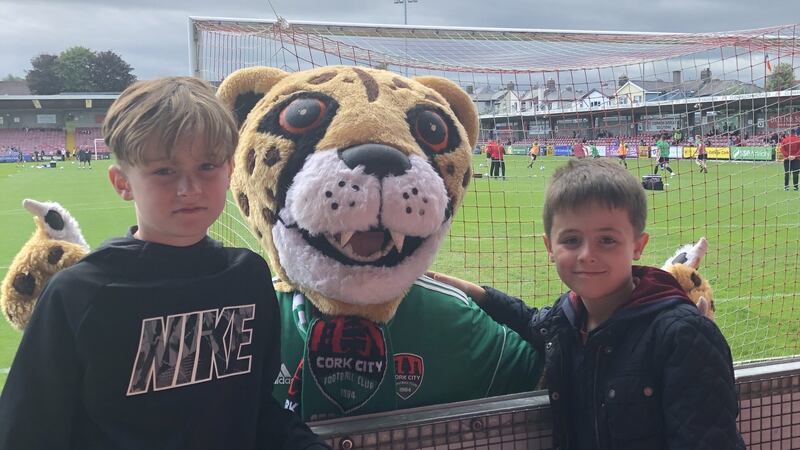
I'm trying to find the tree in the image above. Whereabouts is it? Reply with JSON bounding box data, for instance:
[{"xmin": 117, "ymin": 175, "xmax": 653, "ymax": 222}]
[
  {"xmin": 767, "ymin": 62, "xmax": 796, "ymax": 91},
  {"xmin": 24, "ymin": 47, "xmax": 137, "ymax": 94},
  {"xmin": 3, "ymin": 74, "xmax": 24, "ymax": 81},
  {"xmin": 57, "ymin": 46, "xmax": 96, "ymax": 92},
  {"xmin": 26, "ymin": 54, "xmax": 63, "ymax": 94},
  {"xmin": 91, "ymin": 50, "xmax": 136, "ymax": 92}
]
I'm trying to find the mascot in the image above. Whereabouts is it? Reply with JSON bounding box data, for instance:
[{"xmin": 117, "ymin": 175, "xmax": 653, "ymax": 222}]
[{"xmin": 214, "ymin": 66, "xmax": 542, "ymax": 421}]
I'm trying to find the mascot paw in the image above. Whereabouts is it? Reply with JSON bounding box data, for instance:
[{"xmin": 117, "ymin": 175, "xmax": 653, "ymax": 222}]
[
  {"xmin": 661, "ymin": 237, "xmax": 715, "ymax": 320},
  {"xmin": 0, "ymin": 199, "xmax": 89, "ymax": 330}
]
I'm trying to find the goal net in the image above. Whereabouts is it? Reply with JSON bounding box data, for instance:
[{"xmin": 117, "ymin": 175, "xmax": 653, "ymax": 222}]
[
  {"xmin": 92, "ymin": 138, "xmax": 108, "ymax": 159},
  {"xmin": 190, "ymin": 17, "xmax": 800, "ymax": 362}
]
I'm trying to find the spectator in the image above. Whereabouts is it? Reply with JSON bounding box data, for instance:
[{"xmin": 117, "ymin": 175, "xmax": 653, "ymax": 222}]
[
  {"xmin": 572, "ymin": 139, "xmax": 587, "ymax": 159},
  {"xmin": 83, "ymin": 147, "xmax": 92, "ymax": 169},
  {"xmin": 780, "ymin": 129, "xmax": 800, "ymax": 191},
  {"xmin": 486, "ymin": 139, "xmax": 504, "ymax": 179},
  {"xmin": 672, "ymin": 128, "xmax": 682, "ymax": 145}
]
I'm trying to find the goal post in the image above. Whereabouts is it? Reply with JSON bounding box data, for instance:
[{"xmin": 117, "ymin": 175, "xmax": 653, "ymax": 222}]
[
  {"xmin": 92, "ymin": 138, "xmax": 107, "ymax": 160},
  {"xmin": 190, "ymin": 17, "xmax": 800, "ymax": 363}
]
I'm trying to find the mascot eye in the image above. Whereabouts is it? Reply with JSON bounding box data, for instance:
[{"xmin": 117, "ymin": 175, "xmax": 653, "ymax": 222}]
[
  {"xmin": 279, "ymin": 98, "xmax": 328, "ymax": 134},
  {"xmin": 413, "ymin": 110, "xmax": 449, "ymax": 153}
]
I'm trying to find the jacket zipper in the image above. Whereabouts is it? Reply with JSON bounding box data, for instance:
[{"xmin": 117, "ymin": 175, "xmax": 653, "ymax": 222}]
[
  {"xmin": 593, "ymin": 341, "xmax": 602, "ymax": 449},
  {"xmin": 559, "ymin": 330, "xmax": 570, "ymax": 449}
]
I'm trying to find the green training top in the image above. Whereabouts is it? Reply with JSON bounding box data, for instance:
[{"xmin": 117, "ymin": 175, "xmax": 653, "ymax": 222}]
[
  {"xmin": 273, "ymin": 276, "xmax": 543, "ymax": 421},
  {"xmin": 657, "ymin": 139, "xmax": 671, "ymax": 157}
]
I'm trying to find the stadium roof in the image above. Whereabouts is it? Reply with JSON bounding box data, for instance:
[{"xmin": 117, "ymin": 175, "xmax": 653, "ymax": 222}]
[
  {"xmin": 0, "ymin": 81, "xmax": 30, "ymax": 95},
  {"xmin": 0, "ymin": 94, "xmax": 119, "ymax": 111}
]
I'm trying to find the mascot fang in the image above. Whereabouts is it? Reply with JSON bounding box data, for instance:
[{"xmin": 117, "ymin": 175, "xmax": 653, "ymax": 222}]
[{"xmin": 217, "ymin": 66, "xmax": 543, "ymax": 420}]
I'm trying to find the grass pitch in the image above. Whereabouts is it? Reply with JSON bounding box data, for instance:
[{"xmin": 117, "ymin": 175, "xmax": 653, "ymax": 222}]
[{"xmin": 0, "ymin": 154, "xmax": 798, "ymax": 391}]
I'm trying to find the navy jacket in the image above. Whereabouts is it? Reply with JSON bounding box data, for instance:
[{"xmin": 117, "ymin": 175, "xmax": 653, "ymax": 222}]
[{"xmin": 482, "ymin": 266, "xmax": 745, "ymax": 450}]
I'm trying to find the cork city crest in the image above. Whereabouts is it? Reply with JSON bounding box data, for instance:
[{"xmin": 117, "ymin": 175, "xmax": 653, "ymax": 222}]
[
  {"xmin": 307, "ymin": 316, "xmax": 388, "ymax": 413},
  {"xmin": 394, "ymin": 353, "xmax": 424, "ymax": 400}
]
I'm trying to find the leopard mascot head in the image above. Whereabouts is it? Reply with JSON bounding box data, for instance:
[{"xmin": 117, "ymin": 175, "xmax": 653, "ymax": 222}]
[
  {"xmin": 217, "ymin": 66, "xmax": 478, "ymax": 323},
  {"xmin": 661, "ymin": 237, "xmax": 715, "ymax": 320}
]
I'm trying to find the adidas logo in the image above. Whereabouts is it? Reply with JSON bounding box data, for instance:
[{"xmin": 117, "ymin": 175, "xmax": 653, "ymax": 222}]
[{"xmin": 274, "ymin": 363, "xmax": 292, "ymax": 385}]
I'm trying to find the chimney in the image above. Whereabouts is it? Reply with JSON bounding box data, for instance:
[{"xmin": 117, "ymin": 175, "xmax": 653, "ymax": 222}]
[
  {"xmin": 506, "ymin": 81, "xmax": 515, "ymax": 91},
  {"xmin": 701, "ymin": 68, "xmax": 711, "ymax": 81},
  {"xmin": 546, "ymin": 78, "xmax": 556, "ymax": 90},
  {"xmin": 465, "ymin": 85, "xmax": 474, "ymax": 94},
  {"xmin": 673, "ymin": 70, "xmax": 681, "ymax": 85},
  {"xmin": 618, "ymin": 74, "xmax": 629, "ymax": 88}
]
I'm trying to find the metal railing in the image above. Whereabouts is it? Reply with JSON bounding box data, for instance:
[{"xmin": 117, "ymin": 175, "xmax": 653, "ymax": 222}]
[{"xmin": 310, "ymin": 357, "xmax": 800, "ymax": 449}]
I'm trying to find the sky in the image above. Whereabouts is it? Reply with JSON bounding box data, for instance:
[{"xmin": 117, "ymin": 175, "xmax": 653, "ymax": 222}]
[{"xmin": 1, "ymin": 0, "xmax": 797, "ymax": 81}]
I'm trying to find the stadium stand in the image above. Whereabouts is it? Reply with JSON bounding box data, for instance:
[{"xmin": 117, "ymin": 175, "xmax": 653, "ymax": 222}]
[{"xmin": 0, "ymin": 129, "xmax": 65, "ymax": 155}]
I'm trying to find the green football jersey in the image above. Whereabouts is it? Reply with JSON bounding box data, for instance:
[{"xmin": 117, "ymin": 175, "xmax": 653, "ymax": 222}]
[
  {"xmin": 273, "ymin": 276, "xmax": 543, "ymax": 421},
  {"xmin": 657, "ymin": 139, "xmax": 671, "ymax": 157}
]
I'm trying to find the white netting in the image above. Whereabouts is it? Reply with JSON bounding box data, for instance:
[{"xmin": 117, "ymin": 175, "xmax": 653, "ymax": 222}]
[{"xmin": 192, "ymin": 17, "xmax": 800, "ymax": 362}]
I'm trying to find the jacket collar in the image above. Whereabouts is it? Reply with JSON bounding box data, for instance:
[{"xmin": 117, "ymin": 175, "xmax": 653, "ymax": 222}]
[{"xmin": 559, "ymin": 266, "xmax": 694, "ymax": 332}]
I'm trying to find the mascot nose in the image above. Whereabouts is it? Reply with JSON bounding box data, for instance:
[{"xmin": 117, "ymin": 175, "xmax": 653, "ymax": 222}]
[{"xmin": 340, "ymin": 144, "xmax": 411, "ymax": 179}]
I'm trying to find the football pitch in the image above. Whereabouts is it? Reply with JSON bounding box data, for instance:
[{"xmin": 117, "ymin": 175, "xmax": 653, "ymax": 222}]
[{"xmin": 0, "ymin": 155, "xmax": 798, "ymax": 390}]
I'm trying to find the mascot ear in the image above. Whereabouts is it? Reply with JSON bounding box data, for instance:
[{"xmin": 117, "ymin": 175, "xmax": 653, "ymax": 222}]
[
  {"xmin": 662, "ymin": 236, "xmax": 708, "ymax": 270},
  {"xmin": 217, "ymin": 67, "xmax": 290, "ymax": 128},
  {"xmin": 413, "ymin": 76, "xmax": 479, "ymax": 149}
]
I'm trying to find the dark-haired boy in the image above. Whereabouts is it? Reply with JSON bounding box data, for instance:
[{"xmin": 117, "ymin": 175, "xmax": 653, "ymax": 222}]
[{"xmin": 433, "ymin": 159, "xmax": 744, "ymax": 449}]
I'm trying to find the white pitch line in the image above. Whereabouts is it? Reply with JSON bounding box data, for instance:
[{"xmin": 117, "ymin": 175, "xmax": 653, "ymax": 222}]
[
  {"xmin": 715, "ymin": 292, "xmax": 799, "ymax": 303},
  {"xmin": 0, "ymin": 368, "xmax": 9, "ymax": 375}
]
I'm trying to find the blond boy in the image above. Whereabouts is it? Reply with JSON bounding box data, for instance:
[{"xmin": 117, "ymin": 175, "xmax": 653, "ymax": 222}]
[{"xmin": 0, "ymin": 77, "xmax": 328, "ymax": 450}]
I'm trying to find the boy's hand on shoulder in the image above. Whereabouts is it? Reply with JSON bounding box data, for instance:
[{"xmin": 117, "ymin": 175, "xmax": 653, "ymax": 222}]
[{"xmin": 426, "ymin": 271, "xmax": 487, "ymax": 303}]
